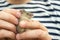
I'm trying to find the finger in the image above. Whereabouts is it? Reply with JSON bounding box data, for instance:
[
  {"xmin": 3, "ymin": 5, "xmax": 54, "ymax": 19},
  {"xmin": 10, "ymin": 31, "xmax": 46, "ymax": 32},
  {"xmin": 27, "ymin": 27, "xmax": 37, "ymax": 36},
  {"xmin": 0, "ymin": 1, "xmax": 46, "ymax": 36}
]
[
  {"xmin": 0, "ymin": 39, "xmax": 5, "ymax": 40},
  {"xmin": 19, "ymin": 20, "xmax": 48, "ymax": 32},
  {"xmin": 0, "ymin": 29, "xmax": 15, "ymax": 39},
  {"xmin": 3, "ymin": 8, "xmax": 21, "ymax": 18},
  {"xmin": 0, "ymin": 11, "xmax": 18, "ymax": 25},
  {"xmin": 17, "ymin": 38, "xmax": 39, "ymax": 40},
  {"xmin": 0, "ymin": 38, "xmax": 14, "ymax": 40},
  {"xmin": 16, "ymin": 29, "xmax": 51, "ymax": 40},
  {"xmin": 0, "ymin": 20, "xmax": 16, "ymax": 33}
]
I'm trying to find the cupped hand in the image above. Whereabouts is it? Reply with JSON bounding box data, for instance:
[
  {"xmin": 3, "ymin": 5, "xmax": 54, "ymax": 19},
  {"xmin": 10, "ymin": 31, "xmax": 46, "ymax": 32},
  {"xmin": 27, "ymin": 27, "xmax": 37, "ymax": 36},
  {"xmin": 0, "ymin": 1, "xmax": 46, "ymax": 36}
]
[
  {"xmin": 0, "ymin": 8, "xmax": 52, "ymax": 40},
  {"xmin": 0, "ymin": 8, "xmax": 21, "ymax": 40},
  {"xmin": 16, "ymin": 20, "xmax": 52, "ymax": 40}
]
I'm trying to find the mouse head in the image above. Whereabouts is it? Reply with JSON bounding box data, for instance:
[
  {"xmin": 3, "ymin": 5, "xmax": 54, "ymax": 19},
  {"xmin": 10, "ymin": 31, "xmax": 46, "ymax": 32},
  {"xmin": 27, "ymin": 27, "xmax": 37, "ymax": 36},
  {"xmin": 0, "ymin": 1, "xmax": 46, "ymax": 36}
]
[{"xmin": 20, "ymin": 10, "xmax": 33, "ymax": 19}]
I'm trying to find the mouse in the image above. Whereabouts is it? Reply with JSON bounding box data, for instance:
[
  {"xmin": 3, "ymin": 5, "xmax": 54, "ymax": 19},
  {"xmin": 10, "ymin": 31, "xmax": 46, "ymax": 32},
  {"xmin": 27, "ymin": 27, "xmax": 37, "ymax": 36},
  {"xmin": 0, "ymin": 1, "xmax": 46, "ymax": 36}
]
[{"xmin": 16, "ymin": 10, "xmax": 33, "ymax": 33}]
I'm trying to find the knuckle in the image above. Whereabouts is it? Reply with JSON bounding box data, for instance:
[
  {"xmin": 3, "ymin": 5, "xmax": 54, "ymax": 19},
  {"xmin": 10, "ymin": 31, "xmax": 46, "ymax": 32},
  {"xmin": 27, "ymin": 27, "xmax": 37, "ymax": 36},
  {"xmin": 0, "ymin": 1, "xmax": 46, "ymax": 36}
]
[{"xmin": 0, "ymin": 29, "xmax": 15, "ymax": 39}]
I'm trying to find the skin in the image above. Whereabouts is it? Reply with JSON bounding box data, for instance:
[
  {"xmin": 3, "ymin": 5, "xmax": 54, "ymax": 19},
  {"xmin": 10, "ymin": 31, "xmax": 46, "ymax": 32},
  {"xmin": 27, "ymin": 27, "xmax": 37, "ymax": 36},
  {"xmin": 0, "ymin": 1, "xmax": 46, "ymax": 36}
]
[
  {"xmin": 0, "ymin": 8, "xmax": 52, "ymax": 40},
  {"xmin": 0, "ymin": 9, "xmax": 20, "ymax": 40},
  {"xmin": 6, "ymin": 0, "xmax": 30, "ymax": 4}
]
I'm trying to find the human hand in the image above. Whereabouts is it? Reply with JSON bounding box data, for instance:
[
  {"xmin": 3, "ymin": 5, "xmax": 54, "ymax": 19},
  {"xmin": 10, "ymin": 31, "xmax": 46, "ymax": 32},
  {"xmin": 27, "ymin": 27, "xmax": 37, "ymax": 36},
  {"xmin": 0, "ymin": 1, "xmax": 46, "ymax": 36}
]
[
  {"xmin": 16, "ymin": 20, "xmax": 52, "ymax": 40},
  {"xmin": 0, "ymin": 8, "xmax": 52, "ymax": 40},
  {"xmin": 0, "ymin": 8, "xmax": 21, "ymax": 40}
]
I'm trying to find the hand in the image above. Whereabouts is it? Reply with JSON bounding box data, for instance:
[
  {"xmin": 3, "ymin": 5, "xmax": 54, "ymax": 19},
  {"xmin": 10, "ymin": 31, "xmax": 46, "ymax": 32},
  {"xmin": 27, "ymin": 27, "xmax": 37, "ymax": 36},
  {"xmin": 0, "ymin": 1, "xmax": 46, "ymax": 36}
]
[
  {"xmin": 0, "ymin": 8, "xmax": 21, "ymax": 40},
  {"xmin": 16, "ymin": 20, "xmax": 52, "ymax": 40}
]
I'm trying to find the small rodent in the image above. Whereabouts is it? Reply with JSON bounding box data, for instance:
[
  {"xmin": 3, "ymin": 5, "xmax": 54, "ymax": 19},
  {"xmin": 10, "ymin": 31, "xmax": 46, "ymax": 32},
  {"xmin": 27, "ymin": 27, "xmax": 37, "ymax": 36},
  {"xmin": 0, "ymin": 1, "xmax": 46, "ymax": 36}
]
[
  {"xmin": 6, "ymin": 0, "xmax": 31, "ymax": 4},
  {"xmin": 16, "ymin": 10, "xmax": 33, "ymax": 33}
]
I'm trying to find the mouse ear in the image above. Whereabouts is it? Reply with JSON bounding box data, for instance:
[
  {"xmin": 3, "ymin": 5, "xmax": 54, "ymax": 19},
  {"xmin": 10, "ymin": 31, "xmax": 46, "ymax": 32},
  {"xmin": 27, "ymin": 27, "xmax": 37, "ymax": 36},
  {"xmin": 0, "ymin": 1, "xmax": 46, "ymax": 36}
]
[
  {"xmin": 20, "ymin": 10, "xmax": 24, "ymax": 14},
  {"xmin": 28, "ymin": 13, "xmax": 33, "ymax": 17},
  {"xmin": 20, "ymin": 9, "xmax": 26, "ymax": 14}
]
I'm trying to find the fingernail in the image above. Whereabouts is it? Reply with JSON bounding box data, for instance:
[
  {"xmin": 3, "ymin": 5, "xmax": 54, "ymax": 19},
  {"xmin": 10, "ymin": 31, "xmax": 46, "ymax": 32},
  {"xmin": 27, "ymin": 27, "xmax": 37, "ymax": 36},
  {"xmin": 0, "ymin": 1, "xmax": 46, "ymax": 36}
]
[
  {"xmin": 16, "ymin": 34, "xmax": 21, "ymax": 40},
  {"xmin": 19, "ymin": 21, "xmax": 26, "ymax": 28},
  {"xmin": 14, "ymin": 18, "xmax": 18, "ymax": 25},
  {"xmin": 16, "ymin": 12, "xmax": 21, "ymax": 18}
]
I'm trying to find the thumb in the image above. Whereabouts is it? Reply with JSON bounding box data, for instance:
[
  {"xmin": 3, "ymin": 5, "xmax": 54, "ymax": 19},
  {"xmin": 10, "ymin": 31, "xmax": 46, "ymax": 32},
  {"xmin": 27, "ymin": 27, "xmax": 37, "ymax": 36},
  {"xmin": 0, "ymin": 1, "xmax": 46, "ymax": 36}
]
[
  {"xmin": 16, "ymin": 29, "xmax": 51, "ymax": 40},
  {"xmin": 19, "ymin": 20, "xmax": 48, "ymax": 31}
]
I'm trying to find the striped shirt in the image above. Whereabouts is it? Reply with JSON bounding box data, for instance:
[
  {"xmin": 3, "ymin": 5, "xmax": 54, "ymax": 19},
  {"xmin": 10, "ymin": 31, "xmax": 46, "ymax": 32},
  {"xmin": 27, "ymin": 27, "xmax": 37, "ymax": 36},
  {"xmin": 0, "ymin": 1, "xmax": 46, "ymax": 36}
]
[{"xmin": 0, "ymin": 0, "xmax": 60, "ymax": 40}]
